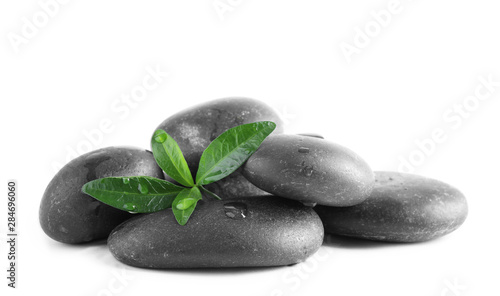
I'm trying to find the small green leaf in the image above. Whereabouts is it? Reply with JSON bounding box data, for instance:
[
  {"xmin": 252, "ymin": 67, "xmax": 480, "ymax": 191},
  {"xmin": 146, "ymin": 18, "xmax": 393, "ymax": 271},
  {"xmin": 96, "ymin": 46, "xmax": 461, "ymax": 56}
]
[
  {"xmin": 151, "ymin": 129, "xmax": 194, "ymax": 187},
  {"xmin": 82, "ymin": 176, "xmax": 185, "ymax": 213},
  {"xmin": 172, "ymin": 186, "xmax": 202, "ymax": 225},
  {"xmin": 196, "ymin": 121, "xmax": 276, "ymax": 185}
]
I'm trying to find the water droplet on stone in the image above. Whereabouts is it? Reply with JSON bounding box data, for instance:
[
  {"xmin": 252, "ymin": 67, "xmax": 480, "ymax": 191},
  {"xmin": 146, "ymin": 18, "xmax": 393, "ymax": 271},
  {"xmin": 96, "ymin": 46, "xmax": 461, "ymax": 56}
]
[
  {"xmin": 88, "ymin": 202, "xmax": 101, "ymax": 216},
  {"xmin": 83, "ymin": 235, "xmax": 93, "ymax": 242},
  {"xmin": 153, "ymin": 130, "xmax": 167, "ymax": 143},
  {"xmin": 302, "ymin": 202, "xmax": 317, "ymax": 207},
  {"xmin": 298, "ymin": 147, "xmax": 310, "ymax": 153},
  {"xmin": 224, "ymin": 202, "xmax": 248, "ymax": 220},
  {"xmin": 58, "ymin": 225, "xmax": 69, "ymax": 233},
  {"xmin": 298, "ymin": 133, "xmax": 324, "ymax": 139},
  {"xmin": 122, "ymin": 177, "xmax": 130, "ymax": 184},
  {"xmin": 300, "ymin": 165, "xmax": 314, "ymax": 177},
  {"xmin": 138, "ymin": 183, "xmax": 149, "ymax": 194}
]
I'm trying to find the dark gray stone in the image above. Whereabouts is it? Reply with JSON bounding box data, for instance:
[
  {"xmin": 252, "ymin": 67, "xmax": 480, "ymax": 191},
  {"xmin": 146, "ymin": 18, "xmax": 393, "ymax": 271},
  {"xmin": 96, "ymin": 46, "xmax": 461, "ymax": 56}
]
[
  {"xmin": 39, "ymin": 146, "xmax": 164, "ymax": 244},
  {"xmin": 108, "ymin": 196, "xmax": 324, "ymax": 268},
  {"xmin": 154, "ymin": 97, "xmax": 283, "ymax": 199},
  {"xmin": 314, "ymin": 171, "xmax": 468, "ymax": 243},
  {"xmin": 243, "ymin": 134, "xmax": 374, "ymax": 206}
]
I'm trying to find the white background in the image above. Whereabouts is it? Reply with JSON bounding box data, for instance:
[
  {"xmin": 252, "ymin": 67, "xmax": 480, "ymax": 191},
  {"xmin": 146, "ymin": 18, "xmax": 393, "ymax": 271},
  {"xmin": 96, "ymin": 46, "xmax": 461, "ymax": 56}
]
[{"xmin": 1, "ymin": 1, "xmax": 499, "ymax": 295}]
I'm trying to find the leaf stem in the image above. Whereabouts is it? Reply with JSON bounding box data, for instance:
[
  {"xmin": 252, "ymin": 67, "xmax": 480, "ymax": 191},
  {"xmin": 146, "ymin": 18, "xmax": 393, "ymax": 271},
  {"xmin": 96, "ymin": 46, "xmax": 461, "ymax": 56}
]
[{"xmin": 199, "ymin": 185, "xmax": 222, "ymax": 200}]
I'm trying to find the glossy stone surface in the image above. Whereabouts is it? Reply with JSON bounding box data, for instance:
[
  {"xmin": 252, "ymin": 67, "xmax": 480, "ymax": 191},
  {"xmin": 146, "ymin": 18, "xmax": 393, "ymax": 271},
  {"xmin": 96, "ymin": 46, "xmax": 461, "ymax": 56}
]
[
  {"xmin": 314, "ymin": 171, "xmax": 468, "ymax": 242},
  {"xmin": 108, "ymin": 196, "xmax": 324, "ymax": 268},
  {"xmin": 39, "ymin": 147, "xmax": 164, "ymax": 244},
  {"xmin": 243, "ymin": 134, "xmax": 374, "ymax": 206}
]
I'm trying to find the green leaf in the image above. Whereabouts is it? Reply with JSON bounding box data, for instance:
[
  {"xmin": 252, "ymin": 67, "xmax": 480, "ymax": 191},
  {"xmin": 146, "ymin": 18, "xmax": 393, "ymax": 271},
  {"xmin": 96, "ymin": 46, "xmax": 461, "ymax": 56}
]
[
  {"xmin": 81, "ymin": 176, "xmax": 185, "ymax": 213},
  {"xmin": 196, "ymin": 121, "xmax": 276, "ymax": 185},
  {"xmin": 151, "ymin": 129, "xmax": 194, "ymax": 187},
  {"xmin": 172, "ymin": 186, "xmax": 202, "ymax": 225}
]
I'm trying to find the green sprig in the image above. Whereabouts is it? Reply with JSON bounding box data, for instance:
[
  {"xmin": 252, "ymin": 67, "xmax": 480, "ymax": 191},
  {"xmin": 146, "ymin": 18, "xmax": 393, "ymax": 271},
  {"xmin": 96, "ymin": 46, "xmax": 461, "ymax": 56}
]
[{"xmin": 82, "ymin": 121, "xmax": 276, "ymax": 225}]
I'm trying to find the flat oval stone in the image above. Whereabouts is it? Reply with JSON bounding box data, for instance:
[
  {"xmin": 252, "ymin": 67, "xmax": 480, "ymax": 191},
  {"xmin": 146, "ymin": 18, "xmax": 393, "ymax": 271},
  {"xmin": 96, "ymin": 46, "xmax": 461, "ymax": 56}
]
[
  {"xmin": 39, "ymin": 147, "xmax": 164, "ymax": 244},
  {"xmin": 154, "ymin": 97, "xmax": 283, "ymax": 198},
  {"xmin": 108, "ymin": 196, "xmax": 324, "ymax": 268},
  {"xmin": 314, "ymin": 171, "xmax": 468, "ymax": 242},
  {"xmin": 243, "ymin": 134, "xmax": 374, "ymax": 206}
]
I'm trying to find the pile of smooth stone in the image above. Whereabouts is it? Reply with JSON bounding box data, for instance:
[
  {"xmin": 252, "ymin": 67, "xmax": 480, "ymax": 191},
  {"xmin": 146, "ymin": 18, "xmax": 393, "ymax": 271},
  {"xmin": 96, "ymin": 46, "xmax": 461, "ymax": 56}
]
[{"xmin": 40, "ymin": 97, "xmax": 468, "ymax": 269}]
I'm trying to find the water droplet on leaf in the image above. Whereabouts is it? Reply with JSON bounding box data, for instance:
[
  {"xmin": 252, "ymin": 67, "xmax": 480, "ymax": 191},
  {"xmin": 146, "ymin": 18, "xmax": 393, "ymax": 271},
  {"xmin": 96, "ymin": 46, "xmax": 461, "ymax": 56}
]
[
  {"xmin": 176, "ymin": 198, "xmax": 197, "ymax": 210},
  {"xmin": 138, "ymin": 183, "xmax": 148, "ymax": 194},
  {"xmin": 123, "ymin": 203, "xmax": 137, "ymax": 212},
  {"xmin": 224, "ymin": 202, "xmax": 248, "ymax": 220},
  {"xmin": 122, "ymin": 177, "xmax": 130, "ymax": 184},
  {"xmin": 153, "ymin": 130, "xmax": 167, "ymax": 143}
]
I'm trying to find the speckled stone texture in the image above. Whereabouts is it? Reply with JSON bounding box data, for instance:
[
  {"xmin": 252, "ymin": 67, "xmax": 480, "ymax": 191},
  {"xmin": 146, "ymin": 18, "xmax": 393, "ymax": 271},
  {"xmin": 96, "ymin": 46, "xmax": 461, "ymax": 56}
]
[
  {"xmin": 108, "ymin": 196, "xmax": 324, "ymax": 268},
  {"xmin": 243, "ymin": 134, "xmax": 374, "ymax": 206},
  {"xmin": 153, "ymin": 97, "xmax": 283, "ymax": 199},
  {"xmin": 39, "ymin": 147, "xmax": 164, "ymax": 244},
  {"xmin": 314, "ymin": 171, "xmax": 468, "ymax": 243}
]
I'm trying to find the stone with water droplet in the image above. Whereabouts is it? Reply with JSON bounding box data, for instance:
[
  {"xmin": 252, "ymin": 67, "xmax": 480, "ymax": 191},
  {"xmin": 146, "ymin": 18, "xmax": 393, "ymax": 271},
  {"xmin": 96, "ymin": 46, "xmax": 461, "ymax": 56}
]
[
  {"xmin": 315, "ymin": 171, "xmax": 468, "ymax": 243},
  {"xmin": 39, "ymin": 146, "xmax": 164, "ymax": 244},
  {"xmin": 243, "ymin": 134, "xmax": 374, "ymax": 207},
  {"xmin": 108, "ymin": 196, "xmax": 323, "ymax": 268},
  {"xmin": 224, "ymin": 202, "xmax": 248, "ymax": 220}
]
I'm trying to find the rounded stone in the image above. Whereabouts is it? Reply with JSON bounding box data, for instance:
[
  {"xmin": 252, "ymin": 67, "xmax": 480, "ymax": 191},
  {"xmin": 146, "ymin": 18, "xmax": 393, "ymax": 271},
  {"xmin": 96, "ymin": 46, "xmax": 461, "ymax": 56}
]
[
  {"xmin": 314, "ymin": 171, "xmax": 468, "ymax": 242},
  {"xmin": 153, "ymin": 97, "xmax": 284, "ymax": 199},
  {"xmin": 39, "ymin": 146, "xmax": 164, "ymax": 244},
  {"xmin": 108, "ymin": 196, "xmax": 324, "ymax": 268},
  {"xmin": 243, "ymin": 134, "xmax": 374, "ymax": 206}
]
